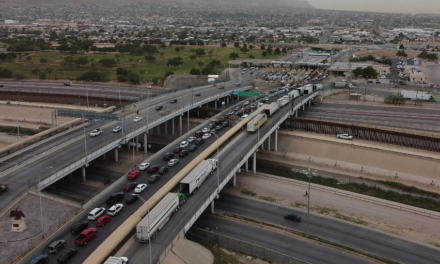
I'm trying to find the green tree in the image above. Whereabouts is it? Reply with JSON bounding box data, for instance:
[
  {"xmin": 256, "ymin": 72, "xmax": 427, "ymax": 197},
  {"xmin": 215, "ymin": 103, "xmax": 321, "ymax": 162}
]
[
  {"xmin": 40, "ymin": 58, "xmax": 48, "ymax": 64},
  {"xmin": 75, "ymin": 56, "xmax": 89, "ymax": 66},
  {"xmin": 362, "ymin": 66, "xmax": 378, "ymax": 79},
  {"xmin": 221, "ymin": 43, "xmax": 227, "ymax": 48},
  {"xmin": 189, "ymin": 55, "xmax": 196, "ymax": 61},
  {"xmin": 195, "ymin": 48, "xmax": 206, "ymax": 56},
  {"xmin": 198, "ymin": 61, "xmax": 205, "ymax": 67},
  {"xmin": 352, "ymin": 67, "xmax": 363, "ymax": 77},
  {"xmin": 190, "ymin": 68, "xmax": 201, "ymax": 75},
  {"xmin": 262, "ymin": 51, "xmax": 267, "ymax": 57},
  {"xmin": 266, "ymin": 47, "xmax": 273, "ymax": 54},
  {"xmin": 145, "ymin": 55, "xmax": 156, "ymax": 63},
  {"xmin": 399, "ymin": 44, "xmax": 405, "ymax": 49},
  {"xmin": 77, "ymin": 70, "xmax": 109, "ymax": 82},
  {"xmin": 229, "ymin": 52, "xmax": 240, "ymax": 60},
  {"xmin": 249, "ymin": 45, "xmax": 253, "ymax": 49},
  {"xmin": 240, "ymin": 46, "xmax": 249, "ymax": 53},
  {"xmin": 166, "ymin": 57, "xmax": 184, "ymax": 68},
  {"xmin": 152, "ymin": 76, "xmax": 159, "ymax": 84},
  {"xmin": 274, "ymin": 48, "xmax": 281, "ymax": 55},
  {"xmin": 116, "ymin": 68, "xmax": 129, "ymax": 76},
  {"xmin": 282, "ymin": 47, "xmax": 287, "ymax": 54},
  {"xmin": 99, "ymin": 58, "xmax": 117, "ymax": 67},
  {"xmin": 261, "ymin": 44, "xmax": 266, "ymax": 50},
  {"xmin": 0, "ymin": 68, "xmax": 13, "ymax": 78},
  {"xmin": 234, "ymin": 42, "xmax": 240, "ymax": 48},
  {"xmin": 26, "ymin": 56, "xmax": 32, "ymax": 61},
  {"xmin": 175, "ymin": 47, "xmax": 180, "ymax": 53},
  {"xmin": 45, "ymin": 66, "xmax": 53, "ymax": 77},
  {"xmin": 208, "ymin": 49, "xmax": 213, "ymax": 57},
  {"xmin": 127, "ymin": 72, "xmax": 141, "ymax": 84}
]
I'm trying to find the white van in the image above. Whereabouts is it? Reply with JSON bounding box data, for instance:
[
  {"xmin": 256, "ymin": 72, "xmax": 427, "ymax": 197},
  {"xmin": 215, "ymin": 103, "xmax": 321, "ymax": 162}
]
[{"xmin": 88, "ymin": 207, "xmax": 106, "ymax": 220}]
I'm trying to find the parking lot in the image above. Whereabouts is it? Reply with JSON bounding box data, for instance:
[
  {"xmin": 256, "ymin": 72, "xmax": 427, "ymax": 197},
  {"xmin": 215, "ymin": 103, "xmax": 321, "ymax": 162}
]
[{"xmin": 388, "ymin": 58, "xmax": 415, "ymax": 81}]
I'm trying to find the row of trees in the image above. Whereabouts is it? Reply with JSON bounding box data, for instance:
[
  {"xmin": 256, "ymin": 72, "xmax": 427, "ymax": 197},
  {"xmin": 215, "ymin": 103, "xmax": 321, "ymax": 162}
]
[
  {"xmin": 352, "ymin": 66, "xmax": 379, "ymax": 79},
  {"xmin": 350, "ymin": 55, "xmax": 392, "ymax": 66},
  {"xmin": 418, "ymin": 49, "xmax": 438, "ymax": 60},
  {"xmin": 396, "ymin": 50, "xmax": 408, "ymax": 57}
]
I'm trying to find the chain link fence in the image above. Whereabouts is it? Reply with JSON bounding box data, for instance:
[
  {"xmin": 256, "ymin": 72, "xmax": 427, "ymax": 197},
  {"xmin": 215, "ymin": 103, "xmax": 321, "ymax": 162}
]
[{"xmin": 187, "ymin": 229, "xmax": 310, "ymax": 264}]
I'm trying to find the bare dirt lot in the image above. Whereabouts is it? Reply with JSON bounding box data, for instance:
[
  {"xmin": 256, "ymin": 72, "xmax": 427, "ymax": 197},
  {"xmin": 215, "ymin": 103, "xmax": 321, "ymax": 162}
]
[{"xmin": 354, "ymin": 50, "xmax": 420, "ymax": 59}]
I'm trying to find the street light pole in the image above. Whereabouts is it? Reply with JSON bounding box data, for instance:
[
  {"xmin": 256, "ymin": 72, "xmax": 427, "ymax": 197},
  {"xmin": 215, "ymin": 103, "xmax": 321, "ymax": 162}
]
[
  {"xmin": 301, "ymin": 168, "xmax": 316, "ymax": 237},
  {"xmin": 214, "ymin": 133, "xmax": 220, "ymax": 193},
  {"xmin": 86, "ymin": 83, "xmax": 90, "ymax": 108},
  {"xmin": 39, "ymin": 165, "xmax": 53, "ymax": 238}
]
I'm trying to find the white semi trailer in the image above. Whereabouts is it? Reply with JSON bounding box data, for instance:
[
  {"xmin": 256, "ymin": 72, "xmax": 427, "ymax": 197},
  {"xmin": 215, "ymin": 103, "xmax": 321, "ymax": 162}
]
[
  {"xmin": 264, "ymin": 102, "xmax": 280, "ymax": 117},
  {"xmin": 180, "ymin": 159, "xmax": 218, "ymax": 195},
  {"xmin": 136, "ymin": 192, "xmax": 186, "ymax": 243},
  {"xmin": 277, "ymin": 96, "xmax": 289, "ymax": 108},
  {"xmin": 288, "ymin": 90, "xmax": 300, "ymax": 101},
  {"xmin": 400, "ymin": 90, "xmax": 434, "ymax": 101}
]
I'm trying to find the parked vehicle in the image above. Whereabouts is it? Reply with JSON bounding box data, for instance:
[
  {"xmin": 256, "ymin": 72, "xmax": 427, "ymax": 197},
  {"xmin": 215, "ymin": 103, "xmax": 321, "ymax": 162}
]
[
  {"xmin": 74, "ymin": 228, "xmax": 97, "ymax": 246},
  {"xmin": 399, "ymin": 90, "xmax": 434, "ymax": 101},
  {"xmin": 147, "ymin": 165, "xmax": 159, "ymax": 173},
  {"xmin": 136, "ymin": 193, "xmax": 186, "ymax": 243},
  {"xmin": 47, "ymin": 240, "xmax": 66, "ymax": 254},
  {"xmin": 195, "ymin": 138, "xmax": 204, "ymax": 146},
  {"xmin": 158, "ymin": 167, "xmax": 169, "ymax": 175},
  {"xmin": 337, "ymin": 134, "xmax": 353, "ymax": 140},
  {"xmin": 167, "ymin": 159, "xmax": 179, "ymax": 167},
  {"xmin": 123, "ymin": 182, "xmax": 137, "ymax": 192},
  {"xmin": 180, "ymin": 141, "xmax": 189, "ymax": 148},
  {"xmin": 163, "ymin": 153, "xmax": 174, "ymax": 161},
  {"xmin": 180, "ymin": 159, "xmax": 218, "ymax": 195},
  {"xmin": 264, "ymin": 102, "xmax": 279, "ymax": 117},
  {"xmin": 247, "ymin": 114, "xmax": 267, "ymax": 133}
]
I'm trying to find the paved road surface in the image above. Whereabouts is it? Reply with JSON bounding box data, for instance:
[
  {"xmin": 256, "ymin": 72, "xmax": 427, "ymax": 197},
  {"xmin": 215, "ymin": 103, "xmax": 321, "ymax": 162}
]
[{"xmin": 197, "ymin": 194, "xmax": 440, "ymax": 264}]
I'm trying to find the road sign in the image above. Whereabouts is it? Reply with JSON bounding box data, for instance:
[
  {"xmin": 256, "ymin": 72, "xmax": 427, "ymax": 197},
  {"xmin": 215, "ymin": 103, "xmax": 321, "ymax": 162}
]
[{"xmin": 236, "ymin": 92, "xmax": 261, "ymax": 96}]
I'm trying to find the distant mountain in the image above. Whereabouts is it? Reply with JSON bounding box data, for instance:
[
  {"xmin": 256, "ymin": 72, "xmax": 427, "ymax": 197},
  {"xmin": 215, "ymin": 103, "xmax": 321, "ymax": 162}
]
[{"xmin": 0, "ymin": 0, "xmax": 314, "ymax": 8}]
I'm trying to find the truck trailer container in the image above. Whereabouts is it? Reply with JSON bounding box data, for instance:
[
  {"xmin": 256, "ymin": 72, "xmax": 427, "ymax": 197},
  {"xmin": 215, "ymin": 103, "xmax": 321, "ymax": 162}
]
[
  {"xmin": 264, "ymin": 102, "xmax": 280, "ymax": 117},
  {"xmin": 313, "ymin": 84, "xmax": 323, "ymax": 90},
  {"xmin": 136, "ymin": 192, "xmax": 186, "ymax": 243},
  {"xmin": 333, "ymin": 82, "xmax": 346, "ymax": 88},
  {"xmin": 400, "ymin": 90, "xmax": 434, "ymax": 101},
  {"xmin": 303, "ymin": 86, "xmax": 313, "ymax": 95},
  {"xmin": 288, "ymin": 90, "xmax": 300, "ymax": 101},
  {"xmin": 104, "ymin": 257, "xmax": 129, "ymax": 264},
  {"xmin": 180, "ymin": 159, "xmax": 218, "ymax": 195},
  {"xmin": 247, "ymin": 114, "xmax": 267, "ymax": 133},
  {"xmin": 277, "ymin": 96, "xmax": 289, "ymax": 108}
]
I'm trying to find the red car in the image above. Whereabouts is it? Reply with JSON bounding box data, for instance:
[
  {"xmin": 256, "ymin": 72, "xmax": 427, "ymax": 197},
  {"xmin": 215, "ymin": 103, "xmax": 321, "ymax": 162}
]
[
  {"xmin": 123, "ymin": 182, "xmax": 137, "ymax": 192},
  {"xmin": 127, "ymin": 170, "xmax": 140, "ymax": 180},
  {"xmin": 74, "ymin": 228, "xmax": 97, "ymax": 246},
  {"xmin": 147, "ymin": 165, "xmax": 159, "ymax": 173},
  {"xmin": 173, "ymin": 147, "xmax": 182, "ymax": 153},
  {"xmin": 96, "ymin": 216, "xmax": 110, "ymax": 227}
]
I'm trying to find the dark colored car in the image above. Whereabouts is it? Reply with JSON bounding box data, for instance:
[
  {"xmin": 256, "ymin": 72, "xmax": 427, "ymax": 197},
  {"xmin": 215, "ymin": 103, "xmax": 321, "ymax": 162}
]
[
  {"xmin": 222, "ymin": 121, "xmax": 229, "ymax": 128},
  {"xmin": 188, "ymin": 145, "xmax": 198, "ymax": 152},
  {"xmin": 57, "ymin": 248, "xmax": 77, "ymax": 263},
  {"xmin": 158, "ymin": 167, "xmax": 169, "ymax": 175},
  {"xmin": 63, "ymin": 83, "xmax": 70, "ymax": 86},
  {"xmin": 155, "ymin": 105, "xmax": 163, "ymax": 111},
  {"xmin": 207, "ymin": 123, "xmax": 215, "ymax": 129},
  {"xmin": 147, "ymin": 165, "xmax": 159, "ymax": 173},
  {"xmin": 126, "ymin": 194, "xmax": 139, "ymax": 204},
  {"xmin": 219, "ymin": 86, "xmax": 224, "ymax": 89},
  {"xmin": 48, "ymin": 240, "xmax": 66, "ymax": 254},
  {"xmin": 367, "ymin": 80, "xmax": 373, "ymax": 83},
  {"xmin": 0, "ymin": 84, "xmax": 4, "ymax": 87},
  {"xmin": 149, "ymin": 174, "xmax": 160, "ymax": 183},
  {"xmin": 169, "ymin": 98, "xmax": 177, "ymax": 103},
  {"xmin": 194, "ymin": 131, "xmax": 203, "ymax": 138},
  {"xmin": 123, "ymin": 182, "xmax": 137, "ymax": 192},
  {"xmin": 195, "ymin": 138, "xmax": 205, "ymax": 146},
  {"xmin": 179, "ymin": 149, "xmax": 189, "ymax": 157},
  {"xmin": 284, "ymin": 213, "xmax": 301, "ymax": 222},
  {"xmin": 173, "ymin": 147, "xmax": 182, "ymax": 153},
  {"xmin": 234, "ymin": 106, "xmax": 241, "ymax": 111},
  {"xmin": 236, "ymin": 111, "xmax": 244, "ymax": 116},
  {"xmin": 195, "ymin": 93, "xmax": 201, "ymax": 97},
  {"xmin": 163, "ymin": 153, "xmax": 174, "ymax": 161},
  {"xmin": 106, "ymin": 192, "xmax": 124, "ymax": 206},
  {"xmin": 215, "ymin": 125, "xmax": 222, "ymax": 131},
  {"xmin": 29, "ymin": 255, "xmax": 49, "ymax": 264},
  {"xmin": 71, "ymin": 221, "xmax": 88, "ymax": 235}
]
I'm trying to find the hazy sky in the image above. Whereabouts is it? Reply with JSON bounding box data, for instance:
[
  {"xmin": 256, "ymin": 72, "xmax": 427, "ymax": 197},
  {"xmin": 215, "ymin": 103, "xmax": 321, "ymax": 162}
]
[{"xmin": 308, "ymin": 0, "xmax": 440, "ymax": 14}]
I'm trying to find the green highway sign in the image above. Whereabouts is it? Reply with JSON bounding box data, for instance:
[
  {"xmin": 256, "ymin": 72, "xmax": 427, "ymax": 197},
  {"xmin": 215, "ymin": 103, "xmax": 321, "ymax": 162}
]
[{"xmin": 237, "ymin": 92, "xmax": 260, "ymax": 96}]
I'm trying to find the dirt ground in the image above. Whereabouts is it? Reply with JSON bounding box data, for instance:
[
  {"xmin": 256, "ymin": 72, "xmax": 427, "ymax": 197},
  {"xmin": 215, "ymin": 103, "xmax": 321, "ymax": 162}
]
[
  {"xmin": 354, "ymin": 50, "xmax": 420, "ymax": 59},
  {"xmin": 223, "ymin": 173, "xmax": 440, "ymax": 248},
  {"xmin": 218, "ymin": 247, "xmax": 271, "ymax": 264}
]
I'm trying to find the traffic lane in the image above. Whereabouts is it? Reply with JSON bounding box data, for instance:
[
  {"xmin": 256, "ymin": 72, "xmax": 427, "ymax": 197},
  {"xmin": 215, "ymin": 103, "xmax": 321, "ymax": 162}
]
[
  {"xmin": 195, "ymin": 214, "xmax": 374, "ymax": 264},
  {"xmin": 215, "ymin": 194, "xmax": 439, "ymax": 264},
  {"xmin": 0, "ymin": 86, "xmax": 141, "ymax": 98},
  {"xmin": 122, "ymin": 93, "xmax": 312, "ymax": 262},
  {"xmin": 19, "ymin": 108, "xmax": 238, "ymax": 264},
  {"xmin": 32, "ymin": 113, "xmax": 239, "ymax": 264}
]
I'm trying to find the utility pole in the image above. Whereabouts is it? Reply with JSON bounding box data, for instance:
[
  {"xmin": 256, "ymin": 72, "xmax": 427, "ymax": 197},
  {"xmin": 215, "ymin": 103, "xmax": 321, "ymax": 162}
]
[{"xmin": 301, "ymin": 169, "xmax": 317, "ymax": 237}]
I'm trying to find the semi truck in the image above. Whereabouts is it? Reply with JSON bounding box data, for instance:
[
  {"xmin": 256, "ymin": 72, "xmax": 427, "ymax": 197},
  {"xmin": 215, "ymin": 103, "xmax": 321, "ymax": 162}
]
[
  {"xmin": 247, "ymin": 114, "xmax": 267, "ymax": 133},
  {"xmin": 296, "ymin": 86, "xmax": 305, "ymax": 95},
  {"xmin": 277, "ymin": 96, "xmax": 289, "ymax": 108},
  {"xmin": 136, "ymin": 192, "xmax": 186, "ymax": 243},
  {"xmin": 180, "ymin": 159, "xmax": 218, "ymax": 195},
  {"xmin": 104, "ymin": 257, "xmax": 129, "ymax": 264},
  {"xmin": 288, "ymin": 90, "xmax": 300, "ymax": 101},
  {"xmin": 313, "ymin": 84, "xmax": 323, "ymax": 90},
  {"xmin": 400, "ymin": 90, "xmax": 434, "ymax": 101},
  {"xmin": 264, "ymin": 102, "xmax": 279, "ymax": 117},
  {"xmin": 303, "ymin": 86, "xmax": 313, "ymax": 95},
  {"xmin": 333, "ymin": 82, "xmax": 346, "ymax": 88}
]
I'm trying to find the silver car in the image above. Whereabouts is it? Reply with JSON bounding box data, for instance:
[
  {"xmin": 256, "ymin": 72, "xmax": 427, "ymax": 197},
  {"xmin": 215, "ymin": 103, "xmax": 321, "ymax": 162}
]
[
  {"xmin": 113, "ymin": 126, "xmax": 122, "ymax": 133},
  {"xmin": 337, "ymin": 134, "xmax": 353, "ymax": 140},
  {"xmin": 167, "ymin": 159, "xmax": 179, "ymax": 167}
]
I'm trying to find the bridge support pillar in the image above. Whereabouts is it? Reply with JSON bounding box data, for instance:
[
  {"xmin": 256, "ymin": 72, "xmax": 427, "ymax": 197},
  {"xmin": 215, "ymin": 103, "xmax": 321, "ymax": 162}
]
[
  {"xmin": 69, "ymin": 173, "xmax": 73, "ymax": 180},
  {"xmin": 102, "ymin": 153, "xmax": 106, "ymax": 160},
  {"xmin": 187, "ymin": 111, "xmax": 190, "ymax": 133},
  {"xmin": 127, "ymin": 141, "xmax": 131, "ymax": 150},
  {"xmin": 179, "ymin": 115, "xmax": 183, "ymax": 136},
  {"xmin": 215, "ymin": 100, "xmax": 217, "ymax": 109},
  {"xmin": 245, "ymin": 159, "xmax": 248, "ymax": 172},
  {"xmin": 233, "ymin": 174, "xmax": 236, "ymax": 187},
  {"xmin": 136, "ymin": 136, "xmax": 139, "ymax": 152},
  {"xmin": 157, "ymin": 124, "xmax": 161, "ymax": 134},
  {"xmin": 308, "ymin": 100, "xmax": 311, "ymax": 106},
  {"xmin": 226, "ymin": 96, "xmax": 229, "ymax": 104},
  {"xmin": 115, "ymin": 148, "xmax": 119, "ymax": 162},
  {"xmin": 81, "ymin": 166, "xmax": 86, "ymax": 182},
  {"xmin": 253, "ymin": 152, "xmax": 256, "ymax": 175},
  {"xmin": 211, "ymin": 200, "xmax": 215, "ymax": 213},
  {"xmin": 172, "ymin": 117, "xmax": 175, "ymax": 136},
  {"xmin": 275, "ymin": 129, "xmax": 278, "ymax": 151},
  {"xmin": 302, "ymin": 104, "xmax": 305, "ymax": 111},
  {"xmin": 295, "ymin": 110, "xmax": 298, "ymax": 118},
  {"xmin": 268, "ymin": 133, "xmax": 271, "ymax": 151},
  {"xmin": 165, "ymin": 121, "xmax": 167, "ymax": 134},
  {"xmin": 144, "ymin": 133, "xmax": 147, "ymax": 154}
]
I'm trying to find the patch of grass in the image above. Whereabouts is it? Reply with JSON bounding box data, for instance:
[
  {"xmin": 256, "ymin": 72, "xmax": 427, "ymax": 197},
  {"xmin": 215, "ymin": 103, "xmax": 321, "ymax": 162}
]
[
  {"xmin": 0, "ymin": 47, "xmax": 280, "ymax": 82},
  {"xmin": 258, "ymin": 195, "xmax": 278, "ymax": 203},
  {"xmin": 431, "ymin": 242, "xmax": 440, "ymax": 248},
  {"xmin": 0, "ymin": 126, "xmax": 42, "ymax": 136},
  {"xmin": 376, "ymin": 180, "xmax": 440, "ymax": 198},
  {"xmin": 241, "ymin": 188, "xmax": 257, "ymax": 197},
  {"xmin": 224, "ymin": 212, "xmax": 400, "ymax": 264},
  {"xmin": 257, "ymin": 163, "xmax": 440, "ymax": 213},
  {"xmin": 293, "ymin": 202, "xmax": 306, "ymax": 208}
]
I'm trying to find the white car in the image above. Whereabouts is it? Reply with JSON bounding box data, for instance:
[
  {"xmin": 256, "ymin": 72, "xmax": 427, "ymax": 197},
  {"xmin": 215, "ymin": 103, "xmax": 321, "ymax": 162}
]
[
  {"xmin": 113, "ymin": 126, "xmax": 122, "ymax": 133},
  {"xmin": 202, "ymin": 133, "xmax": 211, "ymax": 140},
  {"xmin": 188, "ymin": 136, "xmax": 196, "ymax": 143},
  {"xmin": 88, "ymin": 207, "xmax": 105, "ymax": 220},
  {"xmin": 139, "ymin": 162, "xmax": 150, "ymax": 171},
  {"xmin": 239, "ymin": 114, "xmax": 248, "ymax": 121},
  {"xmin": 337, "ymin": 134, "xmax": 353, "ymax": 140},
  {"xmin": 202, "ymin": 127, "xmax": 210, "ymax": 133},
  {"xmin": 167, "ymin": 159, "xmax": 179, "ymax": 167},
  {"xmin": 134, "ymin": 184, "xmax": 147, "ymax": 193},
  {"xmin": 133, "ymin": 116, "xmax": 142, "ymax": 123},
  {"xmin": 90, "ymin": 129, "xmax": 102, "ymax": 137},
  {"xmin": 107, "ymin": 204, "xmax": 124, "ymax": 216},
  {"xmin": 180, "ymin": 141, "xmax": 189, "ymax": 148}
]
